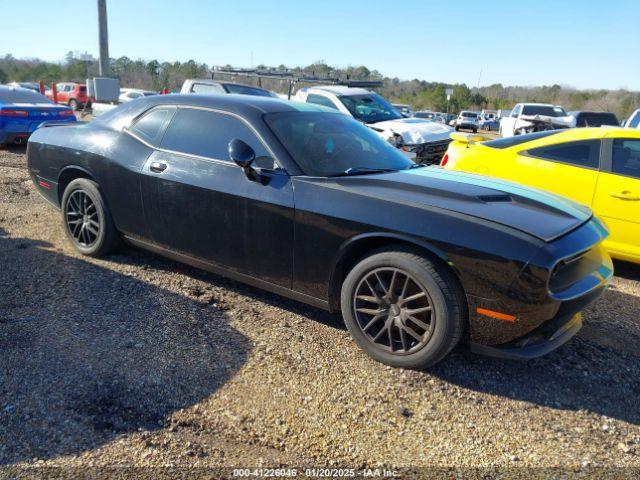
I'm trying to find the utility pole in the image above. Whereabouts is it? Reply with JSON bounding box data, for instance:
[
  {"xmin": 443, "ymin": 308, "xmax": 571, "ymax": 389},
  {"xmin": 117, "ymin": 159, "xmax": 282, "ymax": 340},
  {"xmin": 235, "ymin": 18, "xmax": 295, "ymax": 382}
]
[{"xmin": 97, "ymin": 0, "xmax": 110, "ymax": 76}]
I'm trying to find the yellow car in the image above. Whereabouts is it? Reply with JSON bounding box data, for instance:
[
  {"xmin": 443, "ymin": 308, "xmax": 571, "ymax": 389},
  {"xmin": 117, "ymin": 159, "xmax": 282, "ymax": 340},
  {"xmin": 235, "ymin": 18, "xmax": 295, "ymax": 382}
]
[{"xmin": 442, "ymin": 127, "xmax": 640, "ymax": 263}]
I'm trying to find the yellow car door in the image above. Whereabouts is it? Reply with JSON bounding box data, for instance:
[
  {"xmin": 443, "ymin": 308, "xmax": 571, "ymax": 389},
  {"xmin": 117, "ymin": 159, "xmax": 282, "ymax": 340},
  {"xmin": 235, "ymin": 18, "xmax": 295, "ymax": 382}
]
[
  {"xmin": 592, "ymin": 137, "xmax": 640, "ymax": 262},
  {"xmin": 508, "ymin": 139, "xmax": 601, "ymax": 206}
]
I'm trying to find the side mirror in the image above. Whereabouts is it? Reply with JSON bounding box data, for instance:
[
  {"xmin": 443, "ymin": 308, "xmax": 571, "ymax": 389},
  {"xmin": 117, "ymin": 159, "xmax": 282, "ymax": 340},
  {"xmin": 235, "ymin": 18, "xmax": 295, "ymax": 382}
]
[
  {"xmin": 228, "ymin": 138, "xmax": 264, "ymax": 183},
  {"xmin": 228, "ymin": 138, "xmax": 255, "ymax": 168}
]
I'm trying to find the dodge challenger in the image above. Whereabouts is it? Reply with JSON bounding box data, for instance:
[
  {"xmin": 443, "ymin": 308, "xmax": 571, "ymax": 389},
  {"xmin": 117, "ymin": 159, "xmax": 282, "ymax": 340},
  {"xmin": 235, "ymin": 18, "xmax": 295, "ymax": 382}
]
[{"xmin": 26, "ymin": 94, "xmax": 613, "ymax": 369}]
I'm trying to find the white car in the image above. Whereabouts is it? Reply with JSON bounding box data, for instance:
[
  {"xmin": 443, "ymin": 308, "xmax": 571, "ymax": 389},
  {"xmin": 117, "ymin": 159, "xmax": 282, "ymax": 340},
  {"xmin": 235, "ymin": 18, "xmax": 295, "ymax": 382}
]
[
  {"xmin": 454, "ymin": 111, "xmax": 479, "ymax": 133},
  {"xmin": 624, "ymin": 109, "xmax": 640, "ymax": 129},
  {"xmin": 296, "ymin": 86, "xmax": 453, "ymax": 164},
  {"xmin": 500, "ymin": 103, "xmax": 572, "ymax": 137},
  {"xmin": 119, "ymin": 88, "xmax": 156, "ymax": 103}
]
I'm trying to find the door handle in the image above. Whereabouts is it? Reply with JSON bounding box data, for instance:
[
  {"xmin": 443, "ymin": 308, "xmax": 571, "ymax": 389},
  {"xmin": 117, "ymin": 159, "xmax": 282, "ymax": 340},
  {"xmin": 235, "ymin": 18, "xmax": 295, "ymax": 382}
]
[
  {"xmin": 609, "ymin": 191, "xmax": 640, "ymax": 201},
  {"xmin": 149, "ymin": 162, "xmax": 167, "ymax": 173}
]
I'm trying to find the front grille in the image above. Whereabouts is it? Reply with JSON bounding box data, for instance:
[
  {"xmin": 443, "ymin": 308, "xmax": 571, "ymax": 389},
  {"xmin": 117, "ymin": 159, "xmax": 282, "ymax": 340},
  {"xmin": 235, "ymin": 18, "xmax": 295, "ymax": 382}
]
[
  {"xmin": 415, "ymin": 139, "xmax": 452, "ymax": 165},
  {"xmin": 549, "ymin": 247, "xmax": 601, "ymax": 294}
]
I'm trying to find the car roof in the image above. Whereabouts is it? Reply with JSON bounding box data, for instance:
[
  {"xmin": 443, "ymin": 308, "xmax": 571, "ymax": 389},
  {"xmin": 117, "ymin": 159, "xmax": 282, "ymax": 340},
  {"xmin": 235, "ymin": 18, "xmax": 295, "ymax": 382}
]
[
  {"xmin": 308, "ymin": 85, "xmax": 373, "ymax": 96},
  {"xmin": 121, "ymin": 93, "xmax": 330, "ymax": 116}
]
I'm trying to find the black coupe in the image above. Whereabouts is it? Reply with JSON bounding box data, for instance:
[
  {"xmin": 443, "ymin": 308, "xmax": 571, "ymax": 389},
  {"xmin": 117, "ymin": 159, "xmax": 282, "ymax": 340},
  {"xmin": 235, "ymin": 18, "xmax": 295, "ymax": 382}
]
[{"xmin": 27, "ymin": 94, "xmax": 613, "ymax": 368}]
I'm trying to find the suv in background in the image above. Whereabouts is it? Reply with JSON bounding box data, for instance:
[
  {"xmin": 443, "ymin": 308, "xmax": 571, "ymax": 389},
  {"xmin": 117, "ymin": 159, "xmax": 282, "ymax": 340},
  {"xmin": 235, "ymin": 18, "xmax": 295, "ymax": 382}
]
[
  {"xmin": 45, "ymin": 82, "xmax": 91, "ymax": 110},
  {"xmin": 455, "ymin": 111, "xmax": 479, "ymax": 133},
  {"xmin": 180, "ymin": 79, "xmax": 278, "ymax": 97},
  {"xmin": 568, "ymin": 111, "xmax": 619, "ymax": 128}
]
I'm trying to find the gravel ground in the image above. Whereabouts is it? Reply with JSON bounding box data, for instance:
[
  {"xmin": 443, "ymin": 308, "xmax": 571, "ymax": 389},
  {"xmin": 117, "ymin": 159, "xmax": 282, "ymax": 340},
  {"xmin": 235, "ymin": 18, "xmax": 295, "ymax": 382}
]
[{"xmin": 1, "ymin": 145, "xmax": 640, "ymax": 477}]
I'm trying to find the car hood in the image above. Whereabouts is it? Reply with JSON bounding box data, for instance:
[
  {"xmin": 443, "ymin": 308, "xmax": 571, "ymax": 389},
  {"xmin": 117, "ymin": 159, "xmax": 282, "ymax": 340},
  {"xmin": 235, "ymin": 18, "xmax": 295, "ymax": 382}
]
[
  {"xmin": 328, "ymin": 167, "xmax": 592, "ymax": 242},
  {"xmin": 368, "ymin": 118, "xmax": 453, "ymax": 145}
]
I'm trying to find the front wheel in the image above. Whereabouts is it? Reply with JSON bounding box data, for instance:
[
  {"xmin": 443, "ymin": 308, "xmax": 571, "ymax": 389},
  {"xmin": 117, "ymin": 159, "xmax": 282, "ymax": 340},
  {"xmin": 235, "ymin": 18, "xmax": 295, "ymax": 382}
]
[
  {"xmin": 61, "ymin": 178, "xmax": 119, "ymax": 257},
  {"xmin": 340, "ymin": 248, "xmax": 466, "ymax": 369}
]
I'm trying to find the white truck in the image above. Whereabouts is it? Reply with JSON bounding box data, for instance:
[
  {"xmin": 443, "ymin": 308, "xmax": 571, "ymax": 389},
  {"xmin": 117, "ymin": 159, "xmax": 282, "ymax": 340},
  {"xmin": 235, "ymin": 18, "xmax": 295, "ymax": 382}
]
[
  {"xmin": 624, "ymin": 109, "xmax": 640, "ymax": 129},
  {"xmin": 499, "ymin": 103, "xmax": 573, "ymax": 137},
  {"xmin": 295, "ymin": 85, "xmax": 453, "ymax": 164}
]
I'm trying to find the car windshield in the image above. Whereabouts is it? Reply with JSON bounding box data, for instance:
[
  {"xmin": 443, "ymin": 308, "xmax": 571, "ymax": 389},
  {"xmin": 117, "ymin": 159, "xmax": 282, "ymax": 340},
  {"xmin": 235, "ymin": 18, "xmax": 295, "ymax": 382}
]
[
  {"xmin": 522, "ymin": 105, "xmax": 565, "ymax": 117},
  {"xmin": 338, "ymin": 93, "xmax": 402, "ymax": 124},
  {"xmin": 0, "ymin": 88, "xmax": 51, "ymax": 104},
  {"xmin": 224, "ymin": 84, "xmax": 276, "ymax": 97},
  {"xmin": 461, "ymin": 112, "xmax": 477, "ymax": 118},
  {"xmin": 265, "ymin": 111, "xmax": 414, "ymax": 177}
]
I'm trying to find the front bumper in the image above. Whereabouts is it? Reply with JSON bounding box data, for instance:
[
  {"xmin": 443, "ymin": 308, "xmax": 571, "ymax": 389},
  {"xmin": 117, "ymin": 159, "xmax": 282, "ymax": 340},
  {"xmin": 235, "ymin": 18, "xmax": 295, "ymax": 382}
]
[
  {"xmin": 470, "ymin": 312, "xmax": 582, "ymax": 360},
  {"xmin": 406, "ymin": 139, "xmax": 452, "ymax": 165}
]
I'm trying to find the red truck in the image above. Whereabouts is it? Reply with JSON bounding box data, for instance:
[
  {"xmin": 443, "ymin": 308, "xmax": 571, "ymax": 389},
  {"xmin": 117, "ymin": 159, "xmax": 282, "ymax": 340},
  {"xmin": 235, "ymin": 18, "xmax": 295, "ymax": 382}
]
[{"xmin": 45, "ymin": 82, "xmax": 91, "ymax": 110}]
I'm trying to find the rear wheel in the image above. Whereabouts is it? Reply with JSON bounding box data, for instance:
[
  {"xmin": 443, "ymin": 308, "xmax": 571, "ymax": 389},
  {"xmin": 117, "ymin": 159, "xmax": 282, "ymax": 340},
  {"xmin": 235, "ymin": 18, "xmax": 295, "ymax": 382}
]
[
  {"xmin": 61, "ymin": 178, "xmax": 118, "ymax": 257},
  {"xmin": 340, "ymin": 248, "xmax": 465, "ymax": 369}
]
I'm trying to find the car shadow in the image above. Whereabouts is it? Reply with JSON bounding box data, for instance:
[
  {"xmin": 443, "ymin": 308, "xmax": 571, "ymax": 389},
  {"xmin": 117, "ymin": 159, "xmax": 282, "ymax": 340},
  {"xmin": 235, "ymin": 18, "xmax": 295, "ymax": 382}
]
[
  {"xmin": 431, "ymin": 285, "xmax": 640, "ymax": 425},
  {"xmin": 0, "ymin": 228, "xmax": 250, "ymax": 465},
  {"xmin": 110, "ymin": 241, "xmax": 640, "ymax": 425},
  {"xmin": 109, "ymin": 244, "xmax": 344, "ymax": 332}
]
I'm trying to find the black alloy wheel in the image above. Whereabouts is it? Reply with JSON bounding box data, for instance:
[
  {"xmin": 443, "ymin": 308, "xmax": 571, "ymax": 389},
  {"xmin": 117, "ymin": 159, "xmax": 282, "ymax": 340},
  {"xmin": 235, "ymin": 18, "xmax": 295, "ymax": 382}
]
[
  {"xmin": 65, "ymin": 189, "xmax": 100, "ymax": 248},
  {"xmin": 353, "ymin": 267, "xmax": 435, "ymax": 355}
]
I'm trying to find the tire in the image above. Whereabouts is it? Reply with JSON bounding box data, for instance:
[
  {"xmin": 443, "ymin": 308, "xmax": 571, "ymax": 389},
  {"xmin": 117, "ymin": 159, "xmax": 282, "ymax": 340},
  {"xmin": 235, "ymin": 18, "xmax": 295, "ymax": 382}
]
[
  {"xmin": 340, "ymin": 248, "xmax": 466, "ymax": 369},
  {"xmin": 473, "ymin": 128, "xmax": 478, "ymax": 133},
  {"xmin": 454, "ymin": 126, "xmax": 459, "ymax": 131},
  {"xmin": 68, "ymin": 99, "xmax": 79, "ymax": 110},
  {"xmin": 61, "ymin": 178, "xmax": 119, "ymax": 257}
]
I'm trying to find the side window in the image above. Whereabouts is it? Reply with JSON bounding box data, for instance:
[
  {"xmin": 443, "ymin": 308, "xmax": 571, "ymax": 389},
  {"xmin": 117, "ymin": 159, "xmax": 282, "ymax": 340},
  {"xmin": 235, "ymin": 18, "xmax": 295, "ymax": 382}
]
[
  {"xmin": 511, "ymin": 105, "xmax": 521, "ymax": 117},
  {"xmin": 629, "ymin": 112, "xmax": 640, "ymax": 129},
  {"xmin": 612, "ymin": 139, "xmax": 640, "ymax": 179},
  {"xmin": 129, "ymin": 107, "xmax": 175, "ymax": 145},
  {"xmin": 306, "ymin": 94, "xmax": 339, "ymax": 110},
  {"xmin": 160, "ymin": 108, "xmax": 276, "ymax": 169},
  {"xmin": 191, "ymin": 83, "xmax": 225, "ymax": 94},
  {"xmin": 526, "ymin": 140, "xmax": 600, "ymax": 169}
]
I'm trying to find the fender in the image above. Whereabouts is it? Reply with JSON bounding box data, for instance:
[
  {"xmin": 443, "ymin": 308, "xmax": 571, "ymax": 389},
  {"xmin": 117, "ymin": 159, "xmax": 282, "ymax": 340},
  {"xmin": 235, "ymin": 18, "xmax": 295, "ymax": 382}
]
[{"xmin": 327, "ymin": 231, "xmax": 463, "ymax": 311}]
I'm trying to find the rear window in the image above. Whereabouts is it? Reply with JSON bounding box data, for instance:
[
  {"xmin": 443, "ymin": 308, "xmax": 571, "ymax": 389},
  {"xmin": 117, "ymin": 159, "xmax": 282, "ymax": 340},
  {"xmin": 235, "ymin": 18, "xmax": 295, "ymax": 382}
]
[
  {"xmin": 79, "ymin": 86, "xmax": 87, "ymax": 92},
  {"xmin": 574, "ymin": 112, "xmax": 619, "ymax": 127},
  {"xmin": 521, "ymin": 105, "xmax": 565, "ymax": 117},
  {"xmin": 483, "ymin": 130, "xmax": 561, "ymax": 149},
  {"xmin": 223, "ymin": 84, "xmax": 276, "ymax": 97},
  {"xmin": 461, "ymin": 112, "xmax": 477, "ymax": 118},
  {"xmin": 0, "ymin": 88, "xmax": 51, "ymax": 104}
]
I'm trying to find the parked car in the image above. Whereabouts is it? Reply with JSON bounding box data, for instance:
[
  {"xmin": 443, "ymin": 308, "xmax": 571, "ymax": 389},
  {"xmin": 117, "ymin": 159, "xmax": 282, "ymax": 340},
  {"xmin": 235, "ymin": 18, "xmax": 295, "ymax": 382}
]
[
  {"xmin": 624, "ymin": 109, "xmax": 640, "ymax": 129},
  {"xmin": 443, "ymin": 127, "xmax": 640, "ymax": 263},
  {"xmin": 455, "ymin": 111, "xmax": 479, "ymax": 133},
  {"xmin": 568, "ymin": 111, "xmax": 619, "ymax": 128},
  {"xmin": 27, "ymin": 94, "xmax": 611, "ymax": 368},
  {"xmin": 6, "ymin": 81, "xmax": 40, "ymax": 92},
  {"xmin": 392, "ymin": 103, "xmax": 414, "ymax": 118},
  {"xmin": 414, "ymin": 110, "xmax": 436, "ymax": 121},
  {"xmin": 479, "ymin": 118, "xmax": 500, "ymax": 131},
  {"xmin": 500, "ymin": 103, "xmax": 571, "ymax": 137},
  {"xmin": 0, "ymin": 85, "xmax": 75, "ymax": 147},
  {"xmin": 180, "ymin": 79, "xmax": 278, "ymax": 97},
  {"xmin": 119, "ymin": 88, "xmax": 157, "ymax": 103},
  {"xmin": 45, "ymin": 82, "xmax": 91, "ymax": 110},
  {"xmin": 297, "ymin": 86, "xmax": 452, "ymax": 164}
]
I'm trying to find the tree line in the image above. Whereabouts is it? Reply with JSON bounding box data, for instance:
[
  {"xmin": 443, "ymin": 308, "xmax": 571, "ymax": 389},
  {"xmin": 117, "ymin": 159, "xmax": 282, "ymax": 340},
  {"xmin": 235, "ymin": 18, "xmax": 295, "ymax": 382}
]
[{"xmin": 1, "ymin": 54, "xmax": 638, "ymax": 120}]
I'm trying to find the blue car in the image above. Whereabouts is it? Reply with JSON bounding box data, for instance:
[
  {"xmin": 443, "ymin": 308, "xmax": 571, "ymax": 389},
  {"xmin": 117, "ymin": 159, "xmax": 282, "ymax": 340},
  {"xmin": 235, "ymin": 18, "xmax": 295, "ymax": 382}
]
[
  {"xmin": 0, "ymin": 85, "xmax": 76, "ymax": 146},
  {"xmin": 479, "ymin": 118, "xmax": 500, "ymax": 131}
]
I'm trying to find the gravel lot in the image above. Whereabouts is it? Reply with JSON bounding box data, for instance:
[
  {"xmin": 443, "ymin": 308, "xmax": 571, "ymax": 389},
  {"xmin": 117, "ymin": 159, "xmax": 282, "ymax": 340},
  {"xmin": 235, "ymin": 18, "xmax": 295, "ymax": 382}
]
[{"xmin": 1, "ymin": 144, "xmax": 640, "ymax": 476}]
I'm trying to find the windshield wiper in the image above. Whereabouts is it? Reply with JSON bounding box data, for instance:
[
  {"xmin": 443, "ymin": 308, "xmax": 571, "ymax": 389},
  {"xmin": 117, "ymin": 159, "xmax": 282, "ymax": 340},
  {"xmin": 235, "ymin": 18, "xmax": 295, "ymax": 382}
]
[{"xmin": 336, "ymin": 167, "xmax": 398, "ymax": 176}]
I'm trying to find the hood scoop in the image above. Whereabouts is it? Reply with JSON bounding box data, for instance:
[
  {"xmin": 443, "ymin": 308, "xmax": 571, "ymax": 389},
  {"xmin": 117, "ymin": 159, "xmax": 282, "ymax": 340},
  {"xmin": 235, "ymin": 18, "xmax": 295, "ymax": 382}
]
[{"xmin": 478, "ymin": 194, "xmax": 512, "ymax": 203}]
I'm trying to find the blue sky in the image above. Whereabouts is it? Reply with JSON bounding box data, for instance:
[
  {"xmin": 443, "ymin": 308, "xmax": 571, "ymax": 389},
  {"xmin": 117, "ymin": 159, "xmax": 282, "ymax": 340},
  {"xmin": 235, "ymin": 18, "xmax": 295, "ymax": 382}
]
[{"xmin": 2, "ymin": 0, "xmax": 638, "ymax": 90}]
